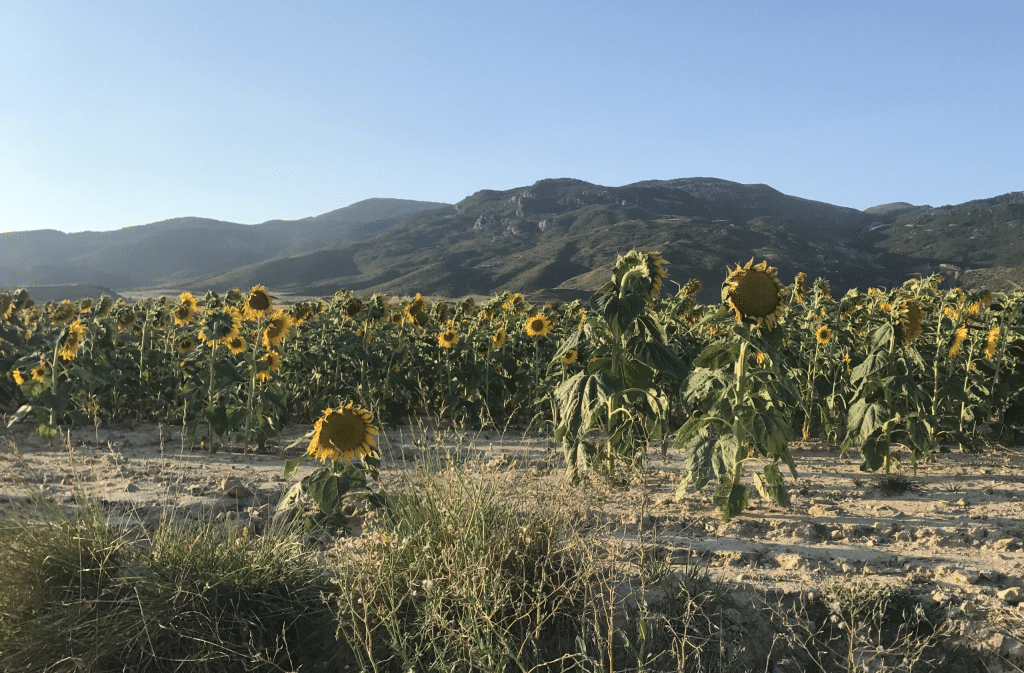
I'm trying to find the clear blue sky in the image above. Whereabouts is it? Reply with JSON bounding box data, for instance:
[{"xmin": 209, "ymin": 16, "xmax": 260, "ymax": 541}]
[{"xmin": 2, "ymin": 1, "xmax": 1021, "ymax": 234}]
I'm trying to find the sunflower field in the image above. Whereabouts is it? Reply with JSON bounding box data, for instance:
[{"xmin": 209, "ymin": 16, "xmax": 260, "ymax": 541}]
[{"xmin": 4, "ymin": 251, "xmax": 1024, "ymax": 519}]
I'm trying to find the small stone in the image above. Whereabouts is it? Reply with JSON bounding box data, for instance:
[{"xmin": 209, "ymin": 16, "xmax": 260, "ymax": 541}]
[
  {"xmin": 219, "ymin": 477, "xmax": 254, "ymax": 498},
  {"xmin": 997, "ymin": 587, "xmax": 1022, "ymax": 605}
]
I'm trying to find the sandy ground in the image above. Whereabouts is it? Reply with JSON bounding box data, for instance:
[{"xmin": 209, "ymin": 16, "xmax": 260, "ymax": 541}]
[{"xmin": 2, "ymin": 421, "xmax": 1023, "ymax": 669}]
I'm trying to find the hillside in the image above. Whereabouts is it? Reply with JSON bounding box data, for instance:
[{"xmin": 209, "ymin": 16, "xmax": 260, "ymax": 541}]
[
  {"xmin": 0, "ymin": 198, "xmax": 449, "ymax": 290},
  {"xmin": 192, "ymin": 177, "xmax": 930, "ymax": 302},
  {"xmin": 5, "ymin": 180, "xmax": 1023, "ymax": 302}
]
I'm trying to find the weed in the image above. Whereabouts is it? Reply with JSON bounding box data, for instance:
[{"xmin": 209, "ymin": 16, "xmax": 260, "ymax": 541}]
[{"xmin": 870, "ymin": 474, "xmax": 926, "ymax": 496}]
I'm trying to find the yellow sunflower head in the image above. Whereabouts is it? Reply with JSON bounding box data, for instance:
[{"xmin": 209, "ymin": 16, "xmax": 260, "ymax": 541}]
[
  {"xmin": 115, "ymin": 306, "xmax": 137, "ymax": 330},
  {"xmin": 173, "ymin": 292, "xmax": 199, "ymax": 326},
  {"xmin": 562, "ymin": 349, "xmax": 578, "ymax": 365},
  {"xmin": 243, "ymin": 285, "xmax": 273, "ymax": 320},
  {"xmin": 722, "ymin": 258, "xmax": 788, "ymax": 331},
  {"xmin": 306, "ymin": 402, "xmax": 379, "ymax": 464},
  {"xmin": 524, "ymin": 314, "xmax": 554, "ymax": 338},
  {"xmin": 948, "ymin": 326, "xmax": 968, "ymax": 358},
  {"xmin": 942, "ymin": 306, "xmax": 959, "ymax": 321},
  {"xmin": 254, "ymin": 350, "xmax": 281, "ymax": 382},
  {"xmin": 289, "ymin": 301, "xmax": 314, "ymax": 326},
  {"xmin": 899, "ymin": 300, "xmax": 924, "ymax": 345},
  {"xmin": 437, "ymin": 328, "xmax": 458, "ymax": 349},
  {"xmin": 31, "ymin": 361, "xmax": 48, "ymax": 381},
  {"xmin": 225, "ymin": 334, "xmax": 247, "ymax": 355},
  {"xmin": 490, "ymin": 326, "xmax": 506, "ymax": 351},
  {"xmin": 405, "ymin": 293, "xmax": 429, "ymax": 327},
  {"xmin": 11, "ymin": 369, "xmax": 24, "ymax": 386},
  {"xmin": 503, "ymin": 292, "xmax": 526, "ymax": 311},
  {"xmin": 986, "ymin": 326, "xmax": 1000, "ymax": 359},
  {"xmin": 59, "ymin": 320, "xmax": 87, "ymax": 360},
  {"xmin": 199, "ymin": 308, "xmax": 240, "ymax": 344},
  {"xmin": 262, "ymin": 310, "xmax": 293, "ymax": 348},
  {"xmin": 815, "ymin": 325, "xmax": 832, "ymax": 345}
]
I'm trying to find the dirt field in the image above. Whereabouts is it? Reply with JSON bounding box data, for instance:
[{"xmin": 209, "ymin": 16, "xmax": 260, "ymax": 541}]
[{"xmin": 2, "ymin": 421, "xmax": 1023, "ymax": 670}]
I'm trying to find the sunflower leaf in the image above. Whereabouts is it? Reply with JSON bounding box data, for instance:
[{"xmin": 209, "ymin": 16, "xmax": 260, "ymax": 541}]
[{"xmin": 713, "ymin": 479, "xmax": 749, "ymax": 522}]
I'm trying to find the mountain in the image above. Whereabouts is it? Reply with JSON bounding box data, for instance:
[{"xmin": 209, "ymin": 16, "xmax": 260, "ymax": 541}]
[
  {"xmin": 3, "ymin": 180, "xmax": 1022, "ymax": 302},
  {"xmin": 190, "ymin": 177, "xmax": 928, "ymax": 301},
  {"xmin": 0, "ymin": 198, "xmax": 449, "ymax": 290}
]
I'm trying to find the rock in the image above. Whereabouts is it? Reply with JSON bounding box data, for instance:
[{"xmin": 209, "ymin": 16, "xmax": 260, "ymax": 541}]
[
  {"xmin": 997, "ymin": 587, "xmax": 1023, "ymax": 605},
  {"xmin": 950, "ymin": 569, "xmax": 981, "ymax": 585},
  {"xmin": 219, "ymin": 477, "xmax": 254, "ymax": 498},
  {"xmin": 993, "ymin": 538, "xmax": 1020, "ymax": 551}
]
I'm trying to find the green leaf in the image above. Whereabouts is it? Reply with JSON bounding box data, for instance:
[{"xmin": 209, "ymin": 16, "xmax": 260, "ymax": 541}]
[
  {"xmin": 859, "ymin": 435, "xmax": 890, "ymax": 472},
  {"xmin": 761, "ymin": 464, "xmax": 791, "ymax": 507},
  {"xmin": 869, "ymin": 323, "xmax": 895, "ymax": 352},
  {"xmin": 283, "ymin": 454, "xmax": 310, "ymax": 478},
  {"xmin": 633, "ymin": 339, "xmax": 688, "ymax": 380},
  {"xmin": 713, "ymin": 480, "xmax": 749, "ymax": 522},
  {"xmin": 694, "ymin": 342, "xmax": 740, "ymax": 370},
  {"xmin": 846, "ymin": 398, "xmax": 888, "ymax": 446},
  {"xmin": 851, "ymin": 351, "xmax": 887, "ymax": 384},
  {"xmin": 680, "ymin": 422, "xmax": 716, "ymax": 490},
  {"xmin": 734, "ymin": 406, "xmax": 793, "ymax": 462}
]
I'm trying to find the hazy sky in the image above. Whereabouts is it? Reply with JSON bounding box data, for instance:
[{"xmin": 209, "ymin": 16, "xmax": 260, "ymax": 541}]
[{"xmin": 2, "ymin": 1, "xmax": 1021, "ymax": 234}]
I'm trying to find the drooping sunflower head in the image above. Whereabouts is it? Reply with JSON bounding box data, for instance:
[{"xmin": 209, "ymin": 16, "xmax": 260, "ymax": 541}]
[
  {"xmin": 899, "ymin": 300, "xmax": 924, "ymax": 345},
  {"xmin": 0, "ymin": 292, "xmax": 14, "ymax": 321},
  {"xmin": 199, "ymin": 308, "xmax": 240, "ymax": 344},
  {"xmin": 948, "ymin": 326, "xmax": 968, "ymax": 358},
  {"xmin": 254, "ymin": 349, "xmax": 282, "ymax": 382},
  {"xmin": 115, "ymin": 306, "xmax": 137, "ymax": 331},
  {"xmin": 813, "ymin": 278, "xmax": 832, "ymax": 301},
  {"xmin": 243, "ymin": 285, "xmax": 273, "ymax": 320},
  {"xmin": 681, "ymin": 279, "xmax": 703, "ymax": 298},
  {"xmin": 13, "ymin": 288, "xmax": 34, "ymax": 311},
  {"xmin": 722, "ymin": 258, "xmax": 788, "ymax": 331},
  {"xmin": 95, "ymin": 295, "xmax": 114, "ymax": 318},
  {"xmin": 50, "ymin": 300, "xmax": 76, "ymax": 325},
  {"xmin": 647, "ymin": 252, "xmax": 669, "ymax": 299},
  {"xmin": 306, "ymin": 402, "xmax": 379, "ymax": 464},
  {"xmin": 173, "ymin": 292, "xmax": 199, "ymax": 326},
  {"xmin": 986, "ymin": 326, "xmax": 1001, "ymax": 359},
  {"xmin": 562, "ymin": 349, "xmax": 578, "ymax": 365},
  {"xmin": 263, "ymin": 310, "xmax": 293, "ymax": 348},
  {"xmin": 405, "ymin": 293, "xmax": 429, "ymax": 327},
  {"xmin": 59, "ymin": 320, "xmax": 87, "ymax": 360},
  {"xmin": 490, "ymin": 326, "xmax": 506, "ymax": 351},
  {"xmin": 503, "ymin": 293, "xmax": 526, "ymax": 312},
  {"xmin": 344, "ymin": 298, "xmax": 365, "ymax": 318},
  {"xmin": 794, "ymin": 272, "xmax": 808, "ymax": 305},
  {"xmin": 524, "ymin": 314, "xmax": 554, "ymax": 338},
  {"xmin": 437, "ymin": 328, "xmax": 458, "ymax": 349},
  {"xmin": 289, "ymin": 302, "xmax": 314, "ymax": 326},
  {"xmin": 815, "ymin": 325, "xmax": 832, "ymax": 345},
  {"xmin": 177, "ymin": 337, "xmax": 196, "ymax": 355}
]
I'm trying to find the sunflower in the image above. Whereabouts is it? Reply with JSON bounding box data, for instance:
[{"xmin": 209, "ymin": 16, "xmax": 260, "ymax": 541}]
[
  {"xmin": 115, "ymin": 306, "xmax": 137, "ymax": 330},
  {"xmin": 50, "ymin": 300, "xmax": 76, "ymax": 325},
  {"xmin": 95, "ymin": 295, "xmax": 114, "ymax": 318},
  {"xmin": 0, "ymin": 293, "xmax": 13, "ymax": 320},
  {"xmin": 11, "ymin": 369, "xmax": 24, "ymax": 385},
  {"xmin": 815, "ymin": 325, "xmax": 832, "ymax": 345},
  {"xmin": 307, "ymin": 402, "xmax": 378, "ymax": 464},
  {"xmin": 986, "ymin": 326, "xmax": 1000, "ymax": 359},
  {"xmin": 173, "ymin": 292, "xmax": 199, "ymax": 326},
  {"xmin": 813, "ymin": 278, "xmax": 832, "ymax": 301},
  {"xmin": 289, "ymin": 302, "xmax": 314, "ymax": 326},
  {"xmin": 225, "ymin": 334, "xmax": 247, "ymax": 355},
  {"xmin": 562, "ymin": 349, "xmax": 578, "ymax": 365},
  {"xmin": 31, "ymin": 361, "xmax": 47, "ymax": 381},
  {"xmin": 177, "ymin": 337, "xmax": 196, "ymax": 355},
  {"xmin": 254, "ymin": 349, "xmax": 281, "ymax": 382},
  {"xmin": 263, "ymin": 310, "xmax": 293, "ymax": 348},
  {"xmin": 942, "ymin": 306, "xmax": 959, "ymax": 321},
  {"xmin": 243, "ymin": 285, "xmax": 273, "ymax": 321},
  {"xmin": 682, "ymin": 279, "xmax": 702, "ymax": 298},
  {"xmin": 490, "ymin": 326, "xmax": 506, "ymax": 351},
  {"xmin": 59, "ymin": 320, "xmax": 87, "ymax": 360},
  {"xmin": 405, "ymin": 293, "xmax": 429, "ymax": 327},
  {"xmin": 899, "ymin": 300, "xmax": 924, "ymax": 345},
  {"xmin": 437, "ymin": 328, "xmax": 458, "ymax": 349},
  {"xmin": 794, "ymin": 272, "xmax": 808, "ymax": 305},
  {"xmin": 722, "ymin": 258, "xmax": 788, "ymax": 331},
  {"xmin": 503, "ymin": 293, "xmax": 526, "ymax": 312},
  {"xmin": 344, "ymin": 298, "xmax": 364, "ymax": 318},
  {"xmin": 948, "ymin": 326, "xmax": 968, "ymax": 358},
  {"xmin": 524, "ymin": 314, "xmax": 554, "ymax": 338},
  {"xmin": 199, "ymin": 308, "xmax": 240, "ymax": 344},
  {"xmin": 647, "ymin": 252, "xmax": 669, "ymax": 299}
]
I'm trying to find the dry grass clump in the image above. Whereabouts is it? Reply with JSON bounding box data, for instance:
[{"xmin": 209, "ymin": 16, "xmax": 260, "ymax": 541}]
[{"xmin": 0, "ymin": 499, "xmax": 336, "ymax": 672}]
